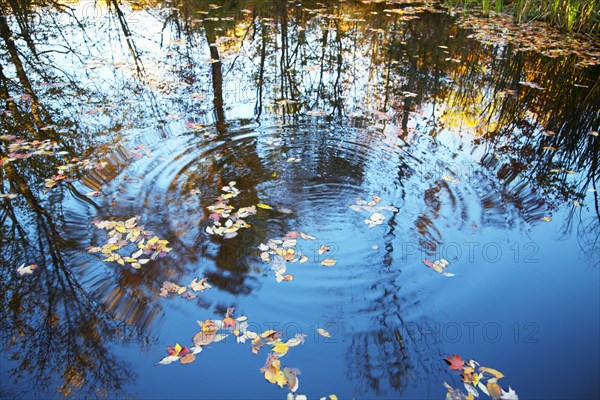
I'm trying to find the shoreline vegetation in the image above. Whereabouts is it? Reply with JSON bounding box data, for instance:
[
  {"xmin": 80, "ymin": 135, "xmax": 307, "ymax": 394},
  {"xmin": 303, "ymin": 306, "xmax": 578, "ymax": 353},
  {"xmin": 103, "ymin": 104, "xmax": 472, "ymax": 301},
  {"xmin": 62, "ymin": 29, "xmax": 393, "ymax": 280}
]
[{"xmin": 435, "ymin": 0, "xmax": 599, "ymax": 36}]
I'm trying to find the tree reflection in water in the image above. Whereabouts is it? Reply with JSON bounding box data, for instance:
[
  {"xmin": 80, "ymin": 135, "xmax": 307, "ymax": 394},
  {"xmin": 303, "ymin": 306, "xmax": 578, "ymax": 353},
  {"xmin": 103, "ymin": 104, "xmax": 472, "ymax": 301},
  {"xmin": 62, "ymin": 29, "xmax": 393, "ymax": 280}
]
[{"xmin": 0, "ymin": 0, "xmax": 598, "ymax": 398}]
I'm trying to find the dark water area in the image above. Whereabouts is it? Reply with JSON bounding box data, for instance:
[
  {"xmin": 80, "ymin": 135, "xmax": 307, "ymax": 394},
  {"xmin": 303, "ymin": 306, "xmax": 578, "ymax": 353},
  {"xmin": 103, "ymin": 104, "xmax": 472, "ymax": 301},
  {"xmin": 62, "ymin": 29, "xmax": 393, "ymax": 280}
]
[{"xmin": 0, "ymin": 1, "xmax": 599, "ymax": 399}]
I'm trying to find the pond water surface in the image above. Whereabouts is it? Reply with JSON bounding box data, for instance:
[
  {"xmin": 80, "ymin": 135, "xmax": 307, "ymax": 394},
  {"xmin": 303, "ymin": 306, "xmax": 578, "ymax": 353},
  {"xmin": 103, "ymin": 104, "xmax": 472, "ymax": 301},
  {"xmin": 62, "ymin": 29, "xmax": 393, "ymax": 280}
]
[{"xmin": 0, "ymin": 1, "xmax": 599, "ymax": 399}]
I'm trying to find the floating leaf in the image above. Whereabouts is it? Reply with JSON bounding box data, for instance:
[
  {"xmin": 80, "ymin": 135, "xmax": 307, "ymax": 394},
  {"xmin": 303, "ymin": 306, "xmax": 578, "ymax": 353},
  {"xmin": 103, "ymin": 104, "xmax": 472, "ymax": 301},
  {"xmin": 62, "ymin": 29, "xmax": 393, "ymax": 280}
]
[
  {"xmin": 261, "ymin": 329, "xmax": 278, "ymax": 339},
  {"xmin": 189, "ymin": 277, "xmax": 212, "ymax": 292},
  {"xmin": 445, "ymin": 354, "xmax": 465, "ymax": 370},
  {"xmin": 223, "ymin": 316, "xmax": 236, "ymax": 328},
  {"xmin": 213, "ymin": 333, "xmax": 230, "ymax": 342},
  {"xmin": 193, "ymin": 331, "xmax": 216, "ymax": 346},
  {"xmin": 442, "ymin": 175, "xmax": 460, "ymax": 183},
  {"xmin": 479, "ymin": 367, "xmax": 504, "ymax": 380},
  {"xmin": 320, "ymin": 258, "xmax": 337, "ymax": 267},
  {"xmin": 318, "ymin": 245, "xmax": 330, "ymax": 255},
  {"xmin": 245, "ymin": 331, "xmax": 258, "ymax": 340},
  {"xmin": 272, "ymin": 342, "xmax": 289, "ymax": 355},
  {"xmin": 132, "ymin": 248, "xmax": 143, "ymax": 258},
  {"xmin": 17, "ymin": 263, "xmax": 37, "ymax": 276},
  {"xmin": 180, "ymin": 353, "xmax": 196, "ymax": 364},
  {"xmin": 478, "ymin": 381, "xmax": 490, "ymax": 396},
  {"xmin": 283, "ymin": 367, "xmax": 299, "ymax": 392},
  {"xmin": 317, "ymin": 328, "xmax": 331, "ymax": 338},
  {"xmin": 487, "ymin": 381, "xmax": 502, "ymax": 400},
  {"xmin": 364, "ymin": 212, "xmax": 385, "ymax": 227},
  {"xmin": 180, "ymin": 290, "xmax": 196, "ymax": 300},
  {"xmin": 285, "ymin": 335, "xmax": 306, "ymax": 348},
  {"xmin": 157, "ymin": 355, "xmax": 180, "ymax": 365},
  {"xmin": 500, "ymin": 387, "xmax": 519, "ymax": 400},
  {"xmin": 257, "ymin": 203, "xmax": 272, "ymax": 210},
  {"xmin": 166, "ymin": 343, "xmax": 182, "ymax": 356}
]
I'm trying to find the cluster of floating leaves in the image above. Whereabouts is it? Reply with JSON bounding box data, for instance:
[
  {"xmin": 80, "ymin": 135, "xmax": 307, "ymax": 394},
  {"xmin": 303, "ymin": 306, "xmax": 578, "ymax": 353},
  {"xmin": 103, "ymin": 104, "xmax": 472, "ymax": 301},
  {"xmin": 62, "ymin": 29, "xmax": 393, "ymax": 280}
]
[
  {"xmin": 423, "ymin": 258, "xmax": 455, "ymax": 277},
  {"xmin": 205, "ymin": 181, "xmax": 258, "ymax": 239},
  {"xmin": 87, "ymin": 217, "xmax": 171, "ymax": 269},
  {"xmin": 0, "ymin": 135, "xmax": 62, "ymax": 167},
  {"xmin": 0, "ymin": 135, "xmax": 107, "ymax": 190},
  {"xmin": 159, "ymin": 277, "xmax": 212, "ymax": 300},
  {"xmin": 156, "ymin": 307, "xmax": 313, "ymax": 393},
  {"xmin": 457, "ymin": 12, "xmax": 600, "ymax": 67},
  {"xmin": 349, "ymin": 195, "xmax": 398, "ymax": 227},
  {"xmin": 257, "ymin": 231, "xmax": 321, "ymax": 282},
  {"xmin": 45, "ymin": 157, "xmax": 111, "ymax": 188},
  {"xmin": 444, "ymin": 354, "xmax": 518, "ymax": 400}
]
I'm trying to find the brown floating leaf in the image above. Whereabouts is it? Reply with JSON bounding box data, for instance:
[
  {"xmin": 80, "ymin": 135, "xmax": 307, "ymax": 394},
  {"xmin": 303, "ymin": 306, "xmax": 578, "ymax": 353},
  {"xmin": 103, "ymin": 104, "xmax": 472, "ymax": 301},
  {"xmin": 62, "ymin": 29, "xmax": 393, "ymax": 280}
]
[
  {"xmin": 193, "ymin": 331, "xmax": 216, "ymax": 346},
  {"xmin": 180, "ymin": 353, "xmax": 196, "ymax": 364}
]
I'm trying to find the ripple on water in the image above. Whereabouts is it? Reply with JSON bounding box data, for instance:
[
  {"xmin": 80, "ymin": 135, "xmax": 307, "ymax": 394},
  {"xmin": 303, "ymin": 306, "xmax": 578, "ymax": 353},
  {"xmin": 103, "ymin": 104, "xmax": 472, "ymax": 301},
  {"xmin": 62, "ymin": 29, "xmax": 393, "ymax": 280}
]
[{"xmin": 64, "ymin": 118, "xmax": 547, "ymax": 340}]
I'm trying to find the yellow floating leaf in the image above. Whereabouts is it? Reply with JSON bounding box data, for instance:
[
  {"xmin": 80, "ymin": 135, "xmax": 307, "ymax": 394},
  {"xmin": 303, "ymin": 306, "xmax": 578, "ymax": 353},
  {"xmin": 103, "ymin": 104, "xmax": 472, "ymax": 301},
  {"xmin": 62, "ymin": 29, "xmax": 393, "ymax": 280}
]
[
  {"xmin": 264, "ymin": 366, "xmax": 278, "ymax": 384},
  {"xmin": 329, "ymin": 396, "xmax": 338, "ymax": 400},
  {"xmin": 542, "ymin": 216, "xmax": 551, "ymax": 222},
  {"xmin": 321, "ymin": 258, "xmax": 337, "ymax": 267},
  {"xmin": 317, "ymin": 328, "xmax": 331, "ymax": 337},
  {"xmin": 487, "ymin": 381, "xmax": 502, "ymax": 400},
  {"xmin": 442, "ymin": 175, "xmax": 459, "ymax": 183},
  {"xmin": 257, "ymin": 203, "xmax": 272, "ymax": 210},
  {"xmin": 173, "ymin": 343, "xmax": 182, "ymax": 355},
  {"xmin": 276, "ymin": 370, "xmax": 286, "ymax": 388},
  {"xmin": 272, "ymin": 342, "xmax": 289, "ymax": 355}
]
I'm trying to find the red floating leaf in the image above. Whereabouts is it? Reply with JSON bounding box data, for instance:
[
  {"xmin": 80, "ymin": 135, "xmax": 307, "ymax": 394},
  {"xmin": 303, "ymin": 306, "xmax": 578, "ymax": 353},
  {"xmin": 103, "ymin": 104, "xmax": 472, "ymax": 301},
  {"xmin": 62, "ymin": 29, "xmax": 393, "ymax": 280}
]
[{"xmin": 444, "ymin": 354, "xmax": 465, "ymax": 370}]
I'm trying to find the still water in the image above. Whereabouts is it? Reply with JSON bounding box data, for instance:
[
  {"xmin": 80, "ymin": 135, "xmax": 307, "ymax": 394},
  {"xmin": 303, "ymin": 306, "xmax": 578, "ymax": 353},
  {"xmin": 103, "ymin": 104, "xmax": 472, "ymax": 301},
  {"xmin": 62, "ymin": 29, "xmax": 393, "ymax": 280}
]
[{"xmin": 0, "ymin": 1, "xmax": 598, "ymax": 399}]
